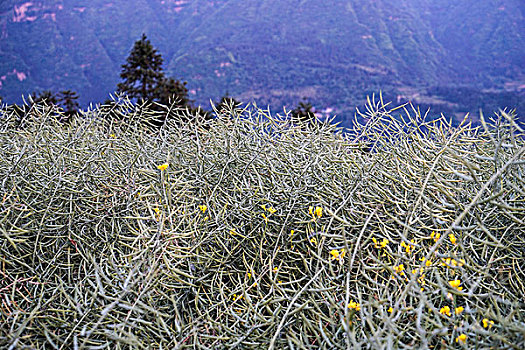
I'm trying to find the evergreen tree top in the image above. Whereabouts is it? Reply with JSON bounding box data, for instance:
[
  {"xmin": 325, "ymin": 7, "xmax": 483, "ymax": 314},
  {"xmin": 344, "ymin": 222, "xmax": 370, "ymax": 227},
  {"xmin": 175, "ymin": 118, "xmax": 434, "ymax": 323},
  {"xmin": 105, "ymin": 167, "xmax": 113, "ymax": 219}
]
[{"xmin": 117, "ymin": 34, "xmax": 165, "ymax": 102}]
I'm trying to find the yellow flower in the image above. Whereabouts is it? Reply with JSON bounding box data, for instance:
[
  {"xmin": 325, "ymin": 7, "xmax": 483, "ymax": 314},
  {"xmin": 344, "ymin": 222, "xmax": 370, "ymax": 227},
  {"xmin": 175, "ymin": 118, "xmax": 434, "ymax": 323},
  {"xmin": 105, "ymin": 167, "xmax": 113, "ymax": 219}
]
[
  {"xmin": 261, "ymin": 213, "xmax": 268, "ymax": 223},
  {"xmin": 309, "ymin": 237, "xmax": 317, "ymax": 246},
  {"xmin": 267, "ymin": 207, "xmax": 277, "ymax": 214},
  {"xmin": 290, "ymin": 230, "xmax": 295, "ymax": 237},
  {"xmin": 482, "ymin": 318, "xmax": 494, "ymax": 329},
  {"xmin": 449, "ymin": 233, "xmax": 457, "ymax": 245},
  {"xmin": 400, "ymin": 240, "xmax": 415, "ymax": 254},
  {"xmin": 109, "ymin": 134, "xmax": 116, "ymax": 138},
  {"xmin": 393, "ymin": 264, "xmax": 405, "ymax": 274},
  {"xmin": 198, "ymin": 205, "xmax": 207, "ymax": 213},
  {"xmin": 430, "ymin": 231, "xmax": 440, "ymax": 242},
  {"xmin": 273, "ymin": 267, "xmax": 278, "ymax": 273},
  {"xmin": 440, "ymin": 306, "xmax": 451, "ymax": 316},
  {"xmin": 442, "ymin": 258, "xmax": 466, "ymax": 268},
  {"xmin": 229, "ymin": 229, "xmax": 236, "ymax": 235},
  {"xmin": 455, "ymin": 306, "xmax": 464, "ymax": 315},
  {"xmin": 260, "ymin": 204, "xmax": 267, "ymax": 211},
  {"xmin": 340, "ymin": 248, "xmax": 347, "ymax": 259},
  {"xmin": 309, "ymin": 206, "xmax": 322, "ymax": 219},
  {"xmin": 449, "ymin": 279, "xmax": 462, "ymax": 290},
  {"xmin": 329, "ymin": 249, "xmax": 340, "ymax": 260},
  {"xmin": 455, "ymin": 334, "xmax": 467, "ymax": 343},
  {"xmin": 387, "ymin": 307, "xmax": 393, "ymax": 313},
  {"xmin": 247, "ymin": 272, "xmax": 252, "ymax": 279},
  {"xmin": 348, "ymin": 300, "xmax": 360, "ymax": 311},
  {"xmin": 417, "ymin": 274, "xmax": 426, "ymax": 285},
  {"xmin": 372, "ymin": 237, "xmax": 389, "ymax": 249},
  {"xmin": 157, "ymin": 163, "xmax": 169, "ymax": 171}
]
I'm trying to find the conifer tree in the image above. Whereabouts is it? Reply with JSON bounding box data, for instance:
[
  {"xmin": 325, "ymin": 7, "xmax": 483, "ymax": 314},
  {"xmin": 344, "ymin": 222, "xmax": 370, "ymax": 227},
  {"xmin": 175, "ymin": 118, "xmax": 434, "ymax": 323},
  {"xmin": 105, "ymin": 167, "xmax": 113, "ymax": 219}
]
[
  {"xmin": 117, "ymin": 34, "xmax": 165, "ymax": 102},
  {"xmin": 214, "ymin": 93, "xmax": 242, "ymax": 117},
  {"xmin": 31, "ymin": 90, "xmax": 58, "ymax": 105},
  {"xmin": 290, "ymin": 101, "xmax": 317, "ymax": 127},
  {"xmin": 58, "ymin": 90, "xmax": 80, "ymax": 118},
  {"xmin": 157, "ymin": 77, "xmax": 190, "ymax": 107}
]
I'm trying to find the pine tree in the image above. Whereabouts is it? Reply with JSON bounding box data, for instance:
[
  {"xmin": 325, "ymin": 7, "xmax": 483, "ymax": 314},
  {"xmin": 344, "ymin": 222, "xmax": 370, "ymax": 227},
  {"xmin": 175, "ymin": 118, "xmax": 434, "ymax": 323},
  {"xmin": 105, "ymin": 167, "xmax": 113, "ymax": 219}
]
[
  {"xmin": 290, "ymin": 101, "xmax": 317, "ymax": 127},
  {"xmin": 31, "ymin": 90, "xmax": 58, "ymax": 105},
  {"xmin": 58, "ymin": 90, "xmax": 80, "ymax": 121},
  {"xmin": 157, "ymin": 77, "xmax": 190, "ymax": 107},
  {"xmin": 117, "ymin": 34, "xmax": 165, "ymax": 102},
  {"xmin": 214, "ymin": 93, "xmax": 242, "ymax": 117}
]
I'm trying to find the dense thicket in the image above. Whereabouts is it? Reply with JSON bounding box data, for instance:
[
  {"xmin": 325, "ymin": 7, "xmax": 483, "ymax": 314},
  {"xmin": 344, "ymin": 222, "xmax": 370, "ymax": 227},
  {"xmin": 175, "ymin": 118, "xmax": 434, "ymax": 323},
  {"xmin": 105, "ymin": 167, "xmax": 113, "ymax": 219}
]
[{"xmin": 0, "ymin": 98, "xmax": 523, "ymax": 348}]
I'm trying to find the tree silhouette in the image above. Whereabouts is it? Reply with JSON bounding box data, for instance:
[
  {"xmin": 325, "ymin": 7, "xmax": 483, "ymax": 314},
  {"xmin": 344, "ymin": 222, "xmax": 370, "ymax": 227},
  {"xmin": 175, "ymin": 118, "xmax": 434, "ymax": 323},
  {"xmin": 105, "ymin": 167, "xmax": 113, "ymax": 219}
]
[
  {"xmin": 31, "ymin": 90, "xmax": 58, "ymax": 105},
  {"xmin": 58, "ymin": 90, "xmax": 80, "ymax": 120},
  {"xmin": 290, "ymin": 101, "xmax": 317, "ymax": 127},
  {"xmin": 117, "ymin": 34, "xmax": 165, "ymax": 102},
  {"xmin": 214, "ymin": 93, "xmax": 242, "ymax": 117},
  {"xmin": 157, "ymin": 77, "xmax": 190, "ymax": 107}
]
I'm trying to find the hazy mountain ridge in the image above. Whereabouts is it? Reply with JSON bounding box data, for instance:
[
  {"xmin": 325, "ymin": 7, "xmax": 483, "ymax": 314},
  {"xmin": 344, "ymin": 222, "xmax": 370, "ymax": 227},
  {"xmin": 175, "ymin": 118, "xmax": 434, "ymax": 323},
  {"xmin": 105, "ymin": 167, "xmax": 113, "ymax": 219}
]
[{"xmin": 0, "ymin": 0, "xmax": 523, "ymax": 124}]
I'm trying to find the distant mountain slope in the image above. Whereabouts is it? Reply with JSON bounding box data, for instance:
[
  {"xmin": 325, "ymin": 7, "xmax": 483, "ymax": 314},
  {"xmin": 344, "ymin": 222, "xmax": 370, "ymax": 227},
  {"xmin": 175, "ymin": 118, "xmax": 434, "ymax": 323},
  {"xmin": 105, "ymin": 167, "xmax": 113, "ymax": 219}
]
[{"xmin": 1, "ymin": 0, "xmax": 523, "ymax": 124}]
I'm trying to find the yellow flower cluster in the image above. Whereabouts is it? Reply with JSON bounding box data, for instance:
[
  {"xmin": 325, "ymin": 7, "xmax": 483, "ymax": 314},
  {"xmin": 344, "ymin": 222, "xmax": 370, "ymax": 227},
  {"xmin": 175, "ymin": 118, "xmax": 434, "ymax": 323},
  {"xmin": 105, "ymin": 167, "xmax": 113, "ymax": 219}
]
[
  {"xmin": 441, "ymin": 258, "xmax": 465, "ymax": 268},
  {"xmin": 372, "ymin": 230, "xmax": 472, "ymax": 337},
  {"xmin": 372, "ymin": 237, "xmax": 389, "ymax": 249},
  {"xmin": 198, "ymin": 205, "xmax": 207, "ymax": 213},
  {"xmin": 449, "ymin": 279, "xmax": 463, "ymax": 291},
  {"xmin": 260, "ymin": 204, "xmax": 276, "ymax": 214},
  {"xmin": 430, "ymin": 231, "xmax": 441, "ymax": 242},
  {"xmin": 157, "ymin": 163, "xmax": 169, "ymax": 171},
  {"xmin": 482, "ymin": 318, "xmax": 494, "ymax": 329},
  {"xmin": 419, "ymin": 256, "xmax": 432, "ymax": 267},
  {"xmin": 348, "ymin": 300, "xmax": 360, "ymax": 311},
  {"xmin": 309, "ymin": 206, "xmax": 322, "ymax": 220},
  {"xmin": 440, "ymin": 305, "xmax": 451, "ymax": 316},
  {"xmin": 400, "ymin": 239, "xmax": 416, "ymax": 254},
  {"xmin": 393, "ymin": 264, "xmax": 405, "ymax": 275},
  {"xmin": 232, "ymin": 294, "xmax": 243, "ymax": 301},
  {"xmin": 329, "ymin": 248, "xmax": 347, "ymax": 262},
  {"xmin": 153, "ymin": 207, "xmax": 161, "ymax": 220},
  {"xmin": 455, "ymin": 334, "xmax": 467, "ymax": 343},
  {"xmin": 260, "ymin": 204, "xmax": 277, "ymax": 223}
]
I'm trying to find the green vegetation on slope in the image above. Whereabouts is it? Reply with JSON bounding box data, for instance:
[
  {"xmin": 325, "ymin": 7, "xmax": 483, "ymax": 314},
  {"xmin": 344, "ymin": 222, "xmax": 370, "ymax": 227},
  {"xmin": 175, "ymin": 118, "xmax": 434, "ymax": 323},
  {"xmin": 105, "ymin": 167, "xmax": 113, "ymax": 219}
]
[
  {"xmin": 0, "ymin": 98, "xmax": 524, "ymax": 348},
  {"xmin": 1, "ymin": 0, "xmax": 523, "ymax": 124}
]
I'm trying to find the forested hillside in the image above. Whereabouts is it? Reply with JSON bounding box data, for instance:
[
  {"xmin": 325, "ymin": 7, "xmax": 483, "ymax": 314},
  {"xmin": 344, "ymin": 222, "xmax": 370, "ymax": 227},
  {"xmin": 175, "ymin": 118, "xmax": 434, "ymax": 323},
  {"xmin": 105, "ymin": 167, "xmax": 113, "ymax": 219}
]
[{"xmin": 0, "ymin": 0, "xmax": 523, "ymax": 125}]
